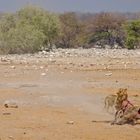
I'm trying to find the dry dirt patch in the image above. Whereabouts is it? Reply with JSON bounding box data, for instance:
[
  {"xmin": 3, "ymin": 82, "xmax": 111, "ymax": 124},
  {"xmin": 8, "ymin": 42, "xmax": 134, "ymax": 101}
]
[{"xmin": 0, "ymin": 49, "xmax": 140, "ymax": 140}]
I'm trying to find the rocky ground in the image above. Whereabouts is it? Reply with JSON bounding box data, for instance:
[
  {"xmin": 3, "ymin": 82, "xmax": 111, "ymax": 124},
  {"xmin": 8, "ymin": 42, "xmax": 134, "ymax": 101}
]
[{"xmin": 0, "ymin": 48, "xmax": 140, "ymax": 140}]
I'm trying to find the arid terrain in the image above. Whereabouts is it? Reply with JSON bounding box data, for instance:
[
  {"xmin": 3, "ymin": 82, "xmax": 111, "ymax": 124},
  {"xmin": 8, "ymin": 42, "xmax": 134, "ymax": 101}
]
[{"xmin": 0, "ymin": 48, "xmax": 140, "ymax": 140}]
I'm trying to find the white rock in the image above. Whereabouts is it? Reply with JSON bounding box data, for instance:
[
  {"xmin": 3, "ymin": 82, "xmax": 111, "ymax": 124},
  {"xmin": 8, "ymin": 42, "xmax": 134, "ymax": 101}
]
[
  {"xmin": 124, "ymin": 64, "xmax": 127, "ymax": 69},
  {"xmin": 41, "ymin": 73, "xmax": 46, "ymax": 76},
  {"xmin": 10, "ymin": 66, "xmax": 16, "ymax": 69},
  {"xmin": 40, "ymin": 66, "xmax": 44, "ymax": 69},
  {"xmin": 4, "ymin": 100, "xmax": 18, "ymax": 108},
  {"xmin": 105, "ymin": 73, "xmax": 112, "ymax": 76},
  {"xmin": 67, "ymin": 121, "xmax": 74, "ymax": 125},
  {"xmin": 8, "ymin": 136, "xmax": 14, "ymax": 140}
]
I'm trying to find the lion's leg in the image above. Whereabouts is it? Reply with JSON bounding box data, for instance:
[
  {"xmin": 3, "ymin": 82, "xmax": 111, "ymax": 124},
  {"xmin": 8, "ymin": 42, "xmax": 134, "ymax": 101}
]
[
  {"xmin": 111, "ymin": 111, "xmax": 119, "ymax": 125},
  {"xmin": 104, "ymin": 98, "xmax": 110, "ymax": 112},
  {"xmin": 111, "ymin": 109, "xmax": 124, "ymax": 125}
]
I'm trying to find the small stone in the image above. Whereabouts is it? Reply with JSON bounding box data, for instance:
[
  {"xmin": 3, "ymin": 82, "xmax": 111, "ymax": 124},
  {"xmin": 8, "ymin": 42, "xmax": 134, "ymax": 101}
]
[
  {"xmin": 10, "ymin": 66, "xmax": 16, "ymax": 69},
  {"xmin": 41, "ymin": 73, "xmax": 46, "ymax": 76},
  {"xmin": 91, "ymin": 120, "xmax": 97, "ymax": 123},
  {"xmin": 105, "ymin": 73, "xmax": 112, "ymax": 76},
  {"xmin": 90, "ymin": 64, "xmax": 95, "ymax": 66},
  {"xmin": 67, "ymin": 121, "xmax": 74, "ymax": 125},
  {"xmin": 4, "ymin": 100, "xmax": 18, "ymax": 108},
  {"xmin": 8, "ymin": 136, "xmax": 14, "ymax": 139},
  {"xmin": 133, "ymin": 95, "xmax": 139, "ymax": 97},
  {"xmin": 40, "ymin": 66, "xmax": 44, "ymax": 69},
  {"xmin": 3, "ymin": 112, "xmax": 11, "ymax": 115},
  {"xmin": 124, "ymin": 64, "xmax": 127, "ymax": 69}
]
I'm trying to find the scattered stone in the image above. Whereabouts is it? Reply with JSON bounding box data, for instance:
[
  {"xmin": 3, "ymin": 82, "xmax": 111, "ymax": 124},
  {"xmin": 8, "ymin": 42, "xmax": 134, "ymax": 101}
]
[
  {"xmin": 3, "ymin": 112, "xmax": 11, "ymax": 115},
  {"xmin": 105, "ymin": 73, "xmax": 112, "ymax": 76},
  {"xmin": 41, "ymin": 73, "xmax": 46, "ymax": 76},
  {"xmin": 133, "ymin": 95, "xmax": 139, "ymax": 97},
  {"xmin": 4, "ymin": 100, "xmax": 18, "ymax": 108},
  {"xmin": 67, "ymin": 121, "xmax": 74, "ymax": 125},
  {"xmin": 1, "ymin": 57, "xmax": 9, "ymax": 62},
  {"xmin": 0, "ymin": 48, "xmax": 140, "ymax": 63},
  {"xmin": 8, "ymin": 136, "xmax": 14, "ymax": 140},
  {"xmin": 91, "ymin": 120, "xmax": 97, "ymax": 123},
  {"xmin": 90, "ymin": 63, "xmax": 95, "ymax": 66},
  {"xmin": 36, "ymin": 60, "xmax": 39, "ymax": 63},
  {"xmin": 40, "ymin": 66, "xmax": 44, "ymax": 69},
  {"xmin": 10, "ymin": 66, "xmax": 16, "ymax": 69},
  {"xmin": 124, "ymin": 64, "xmax": 127, "ymax": 69}
]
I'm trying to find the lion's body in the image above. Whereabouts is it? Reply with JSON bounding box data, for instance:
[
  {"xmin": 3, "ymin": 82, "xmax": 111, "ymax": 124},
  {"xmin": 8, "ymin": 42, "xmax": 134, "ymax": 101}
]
[
  {"xmin": 104, "ymin": 88, "xmax": 140, "ymax": 125},
  {"xmin": 104, "ymin": 88, "xmax": 128, "ymax": 113},
  {"xmin": 112, "ymin": 106, "xmax": 140, "ymax": 125},
  {"xmin": 104, "ymin": 94, "xmax": 117, "ymax": 113},
  {"xmin": 110, "ymin": 88, "xmax": 140, "ymax": 125},
  {"xmin": 115, "ymin": 88, "xmax": 128, "ymax": 111}
]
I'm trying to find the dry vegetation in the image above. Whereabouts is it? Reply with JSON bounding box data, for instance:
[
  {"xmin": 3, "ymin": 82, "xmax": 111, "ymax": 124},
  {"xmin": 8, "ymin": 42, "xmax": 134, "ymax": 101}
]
[{"xmin": 0, "ymin": 6, "xmax": 140, "ymax": 54}]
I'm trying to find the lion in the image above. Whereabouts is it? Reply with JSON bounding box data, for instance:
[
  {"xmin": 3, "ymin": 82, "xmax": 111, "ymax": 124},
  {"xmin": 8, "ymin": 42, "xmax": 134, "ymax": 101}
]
[
  {"xmin": 104, "ymin": 94, "xmax": 117, "ymax": 113},
  {"xmin": 104, "ymin": 88, "xmax": 140, "ymax": 125},
  {"xmin": 104, "ymin": 88, "xmax": 128, "ymax": 113},
  {"xmin": 110, "ymin": 88, "xmax": 140, "ymax": 125},
  {"xmin": 115, "ymin": 88, "xmax": 128, "ymax": 111},
  {"xmin": 112, "ymin": 106, "xmax": 140, "ymax": 125}
]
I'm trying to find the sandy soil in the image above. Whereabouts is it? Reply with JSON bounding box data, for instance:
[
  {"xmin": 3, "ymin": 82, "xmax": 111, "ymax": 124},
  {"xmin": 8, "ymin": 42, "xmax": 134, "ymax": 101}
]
[{"xmin": 0, "ymin": 50, "xmax": 140, "ymax": 140}]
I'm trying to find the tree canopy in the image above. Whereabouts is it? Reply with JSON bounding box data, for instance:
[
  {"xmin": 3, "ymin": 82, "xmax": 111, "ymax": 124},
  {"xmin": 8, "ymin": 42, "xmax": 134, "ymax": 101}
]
[
  {"xmin": 0, "ymin": 6, "xmax": 140, "ymax": 54},
  {"xmin": 124, "ymin": 19, "xmax": 140, "ymax": 49},
  {"xmin": 0, "ymin": 5, "xmax": 60, "ymax": 54}
]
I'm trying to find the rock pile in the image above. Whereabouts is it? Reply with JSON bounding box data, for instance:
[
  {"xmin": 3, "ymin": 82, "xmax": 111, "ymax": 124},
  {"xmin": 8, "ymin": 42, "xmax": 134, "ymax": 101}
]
[{"xmin": 0, "ymin": 48, "xmax": 139, "ymax": 70}]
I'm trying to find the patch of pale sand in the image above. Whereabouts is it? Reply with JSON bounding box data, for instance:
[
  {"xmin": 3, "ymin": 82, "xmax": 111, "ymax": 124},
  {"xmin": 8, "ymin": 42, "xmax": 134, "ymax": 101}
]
[
  {"xmin": 0, "ymin": 89, "xmax": 23, "ymax": 101},
  {"xmin": 0, "ymin": 55, "xmax": 139, "ymax": 139},
  {"xmin": 0, "ymin": 106, "xmax": 140, "ymax": 140}
]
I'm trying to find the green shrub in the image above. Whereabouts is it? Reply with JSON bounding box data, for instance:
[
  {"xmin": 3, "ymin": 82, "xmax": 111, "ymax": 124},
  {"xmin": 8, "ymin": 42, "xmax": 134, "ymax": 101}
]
[
  {"xmin": 6, "ymin": 24, "xmax": 45, "ymax": 54},
  {"xmin": 0, "ymin": 5, "xmax": 60, "ymax": 54},
  {"xmin": 125, "ymin": 19, "xmax": 140, "ymax": 49}
]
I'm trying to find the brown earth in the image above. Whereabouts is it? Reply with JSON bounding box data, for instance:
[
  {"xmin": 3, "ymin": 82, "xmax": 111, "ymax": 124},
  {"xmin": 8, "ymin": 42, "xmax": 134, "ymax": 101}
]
[{"xmin": 0, "ymin": 52, "xmax": 140, "ymax": 140}]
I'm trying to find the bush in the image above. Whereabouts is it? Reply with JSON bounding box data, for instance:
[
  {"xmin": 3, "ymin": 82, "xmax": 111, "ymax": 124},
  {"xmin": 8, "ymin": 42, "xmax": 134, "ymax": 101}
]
[
  {"xmin": 56, "ymin": 12, "xmax": 83, "ymax": 48},
  {"xmin": 125, "ymin": 36, "xmax": 137, "ymax": 49},
  {"xmin": 125, "ymin": 19, "xmax": 140, "ymax": 49},
  {"xmin": 6, "ymin": 24, "xmax": 45, "ymax": 54},
  {"xmin": 0, "ymin": 5, "xmax": 60, "ymax": 54},
  {"xmin": 85, "ymin": 13, "xmax": 126, "ymax": 48}
]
